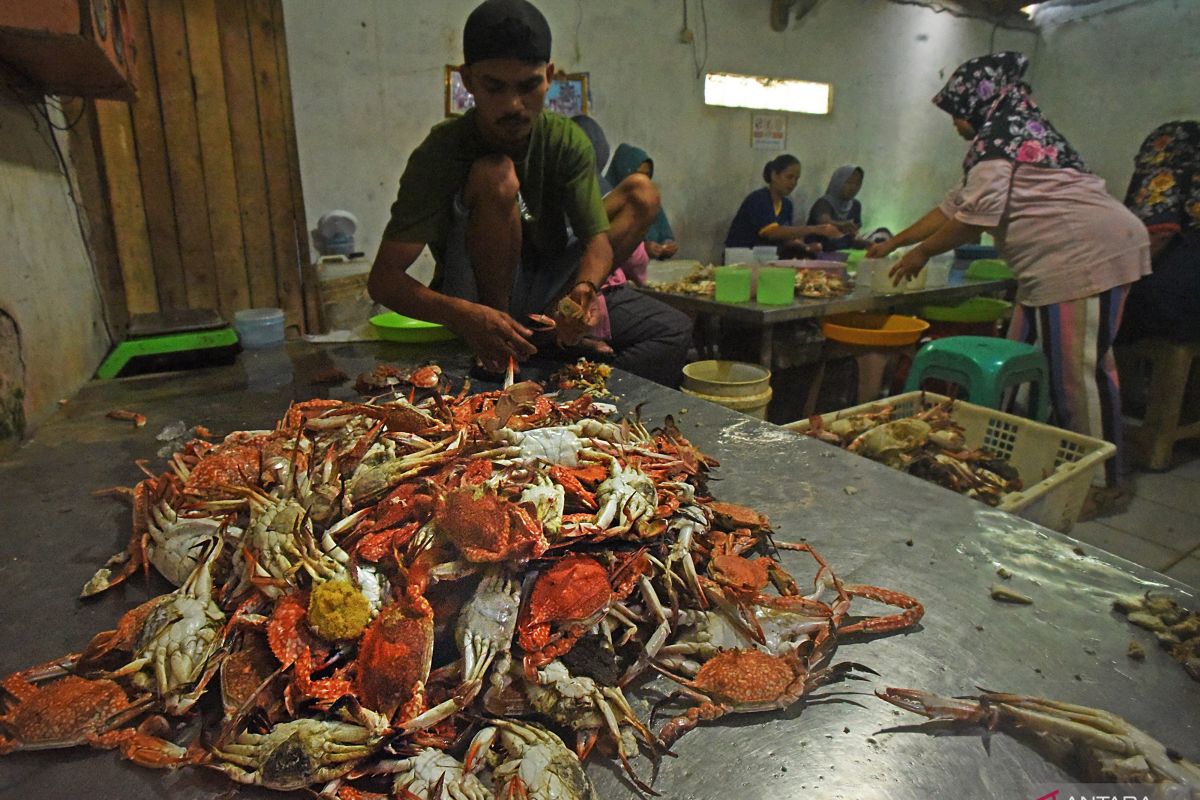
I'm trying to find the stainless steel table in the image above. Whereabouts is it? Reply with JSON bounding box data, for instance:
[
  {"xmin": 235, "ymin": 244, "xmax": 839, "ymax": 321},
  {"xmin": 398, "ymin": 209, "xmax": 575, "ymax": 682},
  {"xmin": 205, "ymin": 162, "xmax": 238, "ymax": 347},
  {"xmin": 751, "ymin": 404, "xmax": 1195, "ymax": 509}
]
[
  {"xmin": 642, "ymin": 270, "xmax": 1016, "ymax": 368},
  {"xmin": 0, "ymin": 341, "xmax": 1195, "ymax": 800}
]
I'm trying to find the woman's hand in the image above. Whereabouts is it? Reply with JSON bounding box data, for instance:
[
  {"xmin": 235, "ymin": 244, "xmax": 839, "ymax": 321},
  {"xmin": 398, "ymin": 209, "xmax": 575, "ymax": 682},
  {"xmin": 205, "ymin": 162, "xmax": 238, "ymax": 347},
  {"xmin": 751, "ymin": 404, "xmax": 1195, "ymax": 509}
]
[
  {"xmin": 866, "ymin": 239, "xmax": 897, "ymax": 258},
  {"xmin": 813, "ymin": 223, "xmax": 843, "ymax": 239},
  {"xmin": 888, "ymin": 248, "xmax": 929, "ymax": 286},
  {"xmin": 835, "ymin": 220, "xmax": 860, "ymax": 235}
]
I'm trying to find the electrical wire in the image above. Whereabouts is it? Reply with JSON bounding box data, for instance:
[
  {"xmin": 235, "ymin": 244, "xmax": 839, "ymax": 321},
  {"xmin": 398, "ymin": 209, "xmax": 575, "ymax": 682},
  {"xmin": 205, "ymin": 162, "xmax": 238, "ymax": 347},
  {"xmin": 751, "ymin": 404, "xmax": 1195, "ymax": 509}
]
[
  {"xmin": 40, "ymin": 96, "xmax": 88, "ymax": 131},
  {"xmin": 688, "ymin": 0, "xmax": 709, "ymax": 80},
  {"xmin": 19, "ymin": 97, "xmax": 117, "ymax": 341}
]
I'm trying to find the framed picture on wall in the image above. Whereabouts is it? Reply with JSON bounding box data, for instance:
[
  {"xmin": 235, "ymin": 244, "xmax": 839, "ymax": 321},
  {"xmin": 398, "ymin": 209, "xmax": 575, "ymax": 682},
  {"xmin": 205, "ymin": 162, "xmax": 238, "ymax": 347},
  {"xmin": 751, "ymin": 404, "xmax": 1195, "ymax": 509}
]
[
  {"xmin": 545, "ymin": 72, "xmax": 588, "ymax": 117},
  {"xmin": 445, "ymin": 65, "xmax": 475, "ymax": 116},
  {"xmin": 444, "ymin": 66, "xmax": 589, "ymax": 118}
]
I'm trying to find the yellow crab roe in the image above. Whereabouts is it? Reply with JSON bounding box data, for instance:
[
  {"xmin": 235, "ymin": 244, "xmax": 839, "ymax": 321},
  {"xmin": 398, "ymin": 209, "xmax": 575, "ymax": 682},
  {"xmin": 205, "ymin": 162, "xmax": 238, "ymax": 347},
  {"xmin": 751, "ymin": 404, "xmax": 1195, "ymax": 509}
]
[{"xmin": 307, "ymin": 578, "xmax": 372, "ymax": 641}]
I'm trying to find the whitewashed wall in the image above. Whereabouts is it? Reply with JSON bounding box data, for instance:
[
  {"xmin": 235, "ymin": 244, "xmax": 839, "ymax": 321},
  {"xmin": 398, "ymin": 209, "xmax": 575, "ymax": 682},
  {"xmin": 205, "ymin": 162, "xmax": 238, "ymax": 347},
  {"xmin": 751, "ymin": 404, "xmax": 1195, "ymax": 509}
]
[
  {"xmin": 283, "ymin": 0, "xmax": 1035, "ymax": 264},
  {"xmin": 0, "ymin": 96, "xmax": 109, "ymax": 434},
  {"xmin": 1029, "ymin": 0, "xmax": 1200, "ymax": 200}
]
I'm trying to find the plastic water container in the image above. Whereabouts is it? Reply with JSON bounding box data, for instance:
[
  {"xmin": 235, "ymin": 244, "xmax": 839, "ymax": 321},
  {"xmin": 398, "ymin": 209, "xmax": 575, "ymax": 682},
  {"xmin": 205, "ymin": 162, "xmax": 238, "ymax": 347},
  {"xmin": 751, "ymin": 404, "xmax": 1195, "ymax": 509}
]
[
  {"xmin": 752, "ymin": 246, "xmax": 780, "ymax": 263},
  {"xmin": 234, "ymin": 308, "xmax": 285, "ymax": 348},
  {"xmin": 714, "ymin": 266, "xmax": 752, "ymax": 303},
  {"xmin": 756, "ymin": 267, "xmax": 795, "ymax": 305},
  {"xmin": 723, "ymin": 247, "xmax": 755, "ymax": 265},
  {"xmin": 925, "ymin": 254, "xmax": 953, "ymax": 288}
]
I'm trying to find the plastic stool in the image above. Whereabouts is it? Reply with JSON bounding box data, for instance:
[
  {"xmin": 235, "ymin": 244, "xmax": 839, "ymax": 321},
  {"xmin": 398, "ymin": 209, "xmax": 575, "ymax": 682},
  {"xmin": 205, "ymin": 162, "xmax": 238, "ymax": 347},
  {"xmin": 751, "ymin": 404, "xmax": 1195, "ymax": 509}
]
[
  {"xmin": 1116, "ymin": 339, "xmax": 1200, "ymax": 470},
  {"xmin": 904, "ymin": 336, "xmax": 1051, "ymax": 421}
]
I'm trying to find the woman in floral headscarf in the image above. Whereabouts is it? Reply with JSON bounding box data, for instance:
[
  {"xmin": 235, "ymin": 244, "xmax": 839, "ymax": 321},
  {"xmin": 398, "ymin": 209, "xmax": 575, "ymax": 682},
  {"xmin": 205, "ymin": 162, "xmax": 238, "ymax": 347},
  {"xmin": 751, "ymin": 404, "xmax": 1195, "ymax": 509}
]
[
  {"xmin": 868, "ymin": 52, "xmax": 1150, "ymax": 495},
  {"xmin": 1118, "ymin": 121, "xmax": 1200, "ymax": 343}
]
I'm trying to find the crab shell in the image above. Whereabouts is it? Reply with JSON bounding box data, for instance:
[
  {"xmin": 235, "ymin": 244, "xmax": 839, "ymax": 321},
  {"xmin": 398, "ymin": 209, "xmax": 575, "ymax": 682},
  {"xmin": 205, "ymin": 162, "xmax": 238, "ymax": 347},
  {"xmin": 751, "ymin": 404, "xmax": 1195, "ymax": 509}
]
[
  {"xmin": 435, "ymin": 486, "xmax": 547, "ymax": 563},
  {"xmin": 517, "ymin": 555, "xmax": 611, "ymax": 654},
  {"xmin": 707, "ymin": 554, "xmax": 774, "ymax": 594},
  {"xmin": 355, "ymin": 594, "xmax": 435, "ymax": 722},
  {"xmin": 709, "ymin": 502, "xmax": 770, "ymax": 533},
  {"xmin": 690, "ymin": 649, "xmax": 801, "ymax": 708},
  {"xmin": 0, "ymin": 674, "xmax": 143, "ymax": 752}
]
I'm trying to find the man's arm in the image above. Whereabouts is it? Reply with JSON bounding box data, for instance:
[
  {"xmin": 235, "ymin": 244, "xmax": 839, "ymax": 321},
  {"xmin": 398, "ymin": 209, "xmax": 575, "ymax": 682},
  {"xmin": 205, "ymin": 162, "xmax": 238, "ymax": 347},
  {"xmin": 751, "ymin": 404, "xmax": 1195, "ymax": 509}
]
[{"xmin": 368, "ymin": 240, "xmax": 535, "ymax": 372}]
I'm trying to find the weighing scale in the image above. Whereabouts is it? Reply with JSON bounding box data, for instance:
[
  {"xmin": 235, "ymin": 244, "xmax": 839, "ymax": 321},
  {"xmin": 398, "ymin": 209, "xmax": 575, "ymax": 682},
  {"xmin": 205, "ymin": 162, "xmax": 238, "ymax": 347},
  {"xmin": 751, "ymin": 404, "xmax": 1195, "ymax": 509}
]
[{"xmin": 96, "ymin": 309, "xmax": 240, "ymax": 379}]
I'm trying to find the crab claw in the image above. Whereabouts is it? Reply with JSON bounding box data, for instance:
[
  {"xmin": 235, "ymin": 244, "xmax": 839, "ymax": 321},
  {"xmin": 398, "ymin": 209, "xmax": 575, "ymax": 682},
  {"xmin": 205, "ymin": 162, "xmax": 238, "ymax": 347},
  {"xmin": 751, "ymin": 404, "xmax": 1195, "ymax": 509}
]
[
  {"xmin": 503, "ymin": 356, "xmax": 515, "ymax": 390},
  {"xmin": 527, "ymin": 313, "xmax": 557, "ymax": 332},
  {"xmin": 463, "ymin": 726, "xmax": 497, "ymax": 772}
]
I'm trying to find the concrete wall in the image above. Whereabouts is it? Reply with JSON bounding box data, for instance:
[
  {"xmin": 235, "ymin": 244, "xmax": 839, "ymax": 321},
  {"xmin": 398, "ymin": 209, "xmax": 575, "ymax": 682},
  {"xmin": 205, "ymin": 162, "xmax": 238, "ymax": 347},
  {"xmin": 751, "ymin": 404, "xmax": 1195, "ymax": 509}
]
[
  {"xmin": 0, "ymin": 95, "xmax": 109, "ymax": 441},
  {"xmin": 283, "ymin": 0, "xmax": 1034, "ymax": 265},
  {"xmin": 1029, "ymin": 0, "xmax": 1200, "ymax": 200}
]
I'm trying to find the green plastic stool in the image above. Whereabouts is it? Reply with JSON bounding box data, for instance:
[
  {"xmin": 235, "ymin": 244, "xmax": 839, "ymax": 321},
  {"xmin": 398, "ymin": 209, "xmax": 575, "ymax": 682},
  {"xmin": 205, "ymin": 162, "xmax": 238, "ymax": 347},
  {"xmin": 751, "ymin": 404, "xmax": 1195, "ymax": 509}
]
[{"xmin": 903, "ymin": 335, "xmax": 1051, "ymax": 421}]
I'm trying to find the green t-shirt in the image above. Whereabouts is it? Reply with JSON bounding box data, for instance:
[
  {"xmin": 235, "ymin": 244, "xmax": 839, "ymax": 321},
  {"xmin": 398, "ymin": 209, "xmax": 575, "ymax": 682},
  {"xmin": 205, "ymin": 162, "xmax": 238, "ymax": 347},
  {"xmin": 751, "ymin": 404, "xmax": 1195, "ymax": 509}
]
[{"xmin": 382, "ymin": 110, "xmax": 610, "ymax": 266}]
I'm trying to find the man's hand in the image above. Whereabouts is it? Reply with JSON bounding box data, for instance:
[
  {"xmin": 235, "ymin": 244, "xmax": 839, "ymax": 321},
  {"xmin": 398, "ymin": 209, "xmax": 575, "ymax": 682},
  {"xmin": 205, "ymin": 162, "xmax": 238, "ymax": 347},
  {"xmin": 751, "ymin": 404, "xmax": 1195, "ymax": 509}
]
[
  {"xmin": 455, "ymin": 305, "xmax": 536, "ymax": 374},
  {"xmin": 836, "ymin": 220, "xmax": 860, "ymax": 235},
  {"xmin": 813, "ymin": 223, "xmax": 843, "ymax": 239},
  {"xmin": 553, "ymin": 282, "xmax": 599, "ymax": 347},
  {"xmin": 888, "ymin": 248, "xmax": 929, "ymax": 286}
]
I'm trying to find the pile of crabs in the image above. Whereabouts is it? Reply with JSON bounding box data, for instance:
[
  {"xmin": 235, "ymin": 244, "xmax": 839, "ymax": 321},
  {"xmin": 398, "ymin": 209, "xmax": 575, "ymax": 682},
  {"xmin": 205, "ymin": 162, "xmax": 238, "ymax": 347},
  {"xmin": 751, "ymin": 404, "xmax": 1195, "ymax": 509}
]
[
  {"xmin": 4, "ymin": 364, "xmax": 1198, "ymax": 797},
  {"xmin": 0, "ymin": 363, "xmax": 922, "ymax": 797},
  {"xmin": 804, "ymin": 397, "xmax": 1023, "ymax": 506}
]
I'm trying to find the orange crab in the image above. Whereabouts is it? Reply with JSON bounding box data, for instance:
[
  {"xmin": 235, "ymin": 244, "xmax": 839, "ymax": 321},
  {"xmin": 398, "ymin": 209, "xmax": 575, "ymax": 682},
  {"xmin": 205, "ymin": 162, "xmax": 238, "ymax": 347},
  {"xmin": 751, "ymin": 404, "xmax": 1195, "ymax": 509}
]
[
  {"xmin": 709, "ymin": 502, "xmax": 771, "ymax": 533},
  {"xmin": 433, "ymin": 485, "xmax": 547, "ymax": 563},
  {"xmin": 0, "ymin": 664, "xmax": 186, "ymax": 767},
  {"xmin": 266, "ymin": 591, "xmax": 330, "ymax": 670},
  {"xmin": 176, "ymin": 433, "xmax": 271, "ymax": 499},
  {"xmin": 653, "ymin": 635, "xmax": 868, "ymax": 748},
  {"xmin": 355, "ymin": 592, "xmax": 435, "ymax": 726},
  {"xmin": 517, "ymin": 551, "xmax": 649, "ymax": 676}
]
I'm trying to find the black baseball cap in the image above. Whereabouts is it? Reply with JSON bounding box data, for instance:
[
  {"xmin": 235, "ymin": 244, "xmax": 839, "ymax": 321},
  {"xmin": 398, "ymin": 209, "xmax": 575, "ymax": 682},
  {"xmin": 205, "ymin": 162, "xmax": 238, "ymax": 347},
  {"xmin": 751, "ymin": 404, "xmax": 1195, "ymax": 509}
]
[{"xmin": 463, "ymin": 0, "xmax": 552, "ymax": 65}]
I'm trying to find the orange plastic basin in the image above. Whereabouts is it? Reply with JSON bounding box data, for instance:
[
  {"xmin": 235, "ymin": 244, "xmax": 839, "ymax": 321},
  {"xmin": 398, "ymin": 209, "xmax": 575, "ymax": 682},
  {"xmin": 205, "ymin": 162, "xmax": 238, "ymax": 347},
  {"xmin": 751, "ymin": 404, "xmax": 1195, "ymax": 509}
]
[{"xmin": 820, "ymin": 313, "xmax": 930, "ymax": 346}]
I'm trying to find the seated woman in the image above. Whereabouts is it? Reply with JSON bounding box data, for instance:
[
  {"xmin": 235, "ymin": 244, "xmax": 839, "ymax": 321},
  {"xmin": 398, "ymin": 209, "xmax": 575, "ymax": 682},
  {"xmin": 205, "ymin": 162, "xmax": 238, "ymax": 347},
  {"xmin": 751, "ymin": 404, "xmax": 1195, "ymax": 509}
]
[
  {"xmin": 1117, "ymin": 120, "xmax": 1200, "ymax": 344},
  {"xmin": 569, "ymin": 116, "xmax": 694, "ymax": 376},
  {"xmin": 806, "ymin": 165, "xmax": 872, "ymax": 252},
  {"xmin": 606, "ymin": 143, "xmax": 678, "ymax": 259},
  {"xmin": 725, "ymin": 154, "xmax": 841, "ymax": 256}
]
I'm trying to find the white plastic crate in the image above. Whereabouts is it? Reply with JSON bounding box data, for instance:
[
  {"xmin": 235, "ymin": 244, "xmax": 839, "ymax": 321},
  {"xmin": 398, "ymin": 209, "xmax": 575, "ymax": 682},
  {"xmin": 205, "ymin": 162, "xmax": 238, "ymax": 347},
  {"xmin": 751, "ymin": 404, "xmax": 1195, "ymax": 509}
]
[{"xmin": 783, "ymin": 391, "xmax": 1116, "ymax": 533}]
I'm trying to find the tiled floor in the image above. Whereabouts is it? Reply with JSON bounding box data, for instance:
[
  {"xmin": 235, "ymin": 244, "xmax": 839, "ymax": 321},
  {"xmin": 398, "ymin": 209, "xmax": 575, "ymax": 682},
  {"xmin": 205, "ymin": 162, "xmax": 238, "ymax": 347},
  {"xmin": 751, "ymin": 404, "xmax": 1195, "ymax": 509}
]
[{"xmin": 1070, "ymin": 441, "xmax": 1200, "ymax": 589}]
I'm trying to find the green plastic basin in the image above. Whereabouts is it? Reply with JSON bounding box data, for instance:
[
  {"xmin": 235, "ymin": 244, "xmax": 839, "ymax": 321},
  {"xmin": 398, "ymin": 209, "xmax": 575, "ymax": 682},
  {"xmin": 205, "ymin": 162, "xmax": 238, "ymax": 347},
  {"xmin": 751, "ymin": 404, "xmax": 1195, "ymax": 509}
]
[
  {"xmin": 369, "ymin": 312, "xmax": 457, "ymax": 343},
  {"xmin": 919, "ymin": 297, "xmax": 1012, "ymax": 323},
  {"xmin": 965, "ymin": 258, "xmax": 1014, "ymax": 280}
]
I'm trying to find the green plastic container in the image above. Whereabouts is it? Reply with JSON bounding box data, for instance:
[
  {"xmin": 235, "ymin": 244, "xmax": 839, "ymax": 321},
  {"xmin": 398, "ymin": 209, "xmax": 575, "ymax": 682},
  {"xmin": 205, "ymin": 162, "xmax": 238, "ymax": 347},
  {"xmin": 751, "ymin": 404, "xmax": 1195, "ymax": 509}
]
[
  {"xmin": 756, "ymin": 267, "xmax": 795, "ymax": 305},
  {"xmin": 919, "ymin": 297, "xmax": 1012, "ymax": 323},
  {"xmin": 966, "ymin": 258, "xmax": 1014, "ymax": 280},
  {"xmin": 840, "ymin": 249, "xmax": 867, "ymax": 276},
  {"xmin": 714, "ymin": 266, "xmax": 752, "ymax": 303},
  {"xmin": 370, "ymin": 313, "xmax": 457, "ymax": 343}
]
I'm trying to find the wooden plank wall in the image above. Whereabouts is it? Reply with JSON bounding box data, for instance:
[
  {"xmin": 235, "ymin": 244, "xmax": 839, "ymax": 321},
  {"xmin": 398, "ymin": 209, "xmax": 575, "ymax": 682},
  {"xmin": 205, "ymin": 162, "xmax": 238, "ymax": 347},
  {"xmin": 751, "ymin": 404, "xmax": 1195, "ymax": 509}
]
[{"xmin": 80, "ymin": 0, "xmax": 309, "ymax": 332}]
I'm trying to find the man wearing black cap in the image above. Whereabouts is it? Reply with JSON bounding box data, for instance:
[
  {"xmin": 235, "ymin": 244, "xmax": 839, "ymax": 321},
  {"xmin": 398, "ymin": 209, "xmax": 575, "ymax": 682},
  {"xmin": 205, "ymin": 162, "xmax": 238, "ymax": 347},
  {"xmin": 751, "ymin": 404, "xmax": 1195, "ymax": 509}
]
[{"xmin": 368, "ymin": 0, "xmax": 691, "ymax": 385}]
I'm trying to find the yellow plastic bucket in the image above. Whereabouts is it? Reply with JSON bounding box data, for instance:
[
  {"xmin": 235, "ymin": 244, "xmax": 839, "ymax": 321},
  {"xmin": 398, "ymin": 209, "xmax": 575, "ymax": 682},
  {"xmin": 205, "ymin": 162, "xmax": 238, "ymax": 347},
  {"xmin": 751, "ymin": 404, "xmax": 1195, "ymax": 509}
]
[{"xmin": 681, "ymin": 360, "xmax": 773, "ymax": 418}]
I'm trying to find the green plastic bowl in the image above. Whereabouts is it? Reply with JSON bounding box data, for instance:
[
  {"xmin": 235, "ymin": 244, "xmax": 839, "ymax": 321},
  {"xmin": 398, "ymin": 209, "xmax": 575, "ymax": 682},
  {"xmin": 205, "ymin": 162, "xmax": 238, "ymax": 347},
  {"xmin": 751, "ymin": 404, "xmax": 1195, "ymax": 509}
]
[
  {"xmin": 369, "ymin": 312, "xmax": 457, "ymax": 343},
  {"xmin": 919, "ymin": 297, "xmax": 1012, "ymax": 323},
  {"xmin": 965, "ymin": 258, "xmax": 1014, "ymax": 280},
  {"xmin": 840, "ymin": 249, "xmax": 867, "ymax": 265}
]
